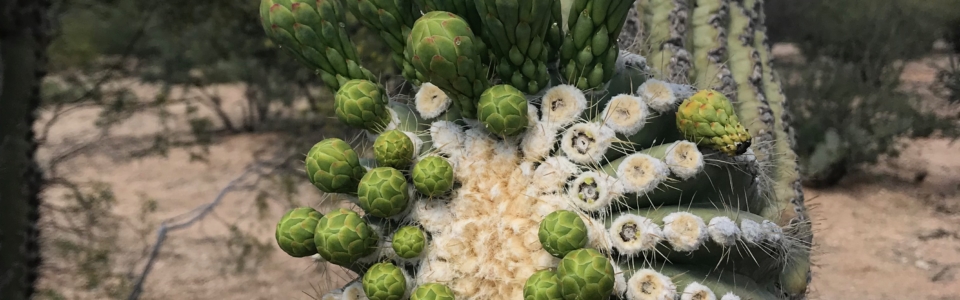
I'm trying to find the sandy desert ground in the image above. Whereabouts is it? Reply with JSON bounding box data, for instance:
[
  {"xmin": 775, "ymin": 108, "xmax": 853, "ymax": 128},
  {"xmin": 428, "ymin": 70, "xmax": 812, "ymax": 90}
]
[{"xmin": 31, "ymin": 50, "xmax": 960, "ymax": 299}]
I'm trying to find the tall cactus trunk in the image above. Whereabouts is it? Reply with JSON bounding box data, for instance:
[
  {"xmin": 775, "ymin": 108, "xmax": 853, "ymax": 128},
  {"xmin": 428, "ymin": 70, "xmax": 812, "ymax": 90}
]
[{"xmin": 0, "ymin": 1, "xmax": 49, "ymax": 299}]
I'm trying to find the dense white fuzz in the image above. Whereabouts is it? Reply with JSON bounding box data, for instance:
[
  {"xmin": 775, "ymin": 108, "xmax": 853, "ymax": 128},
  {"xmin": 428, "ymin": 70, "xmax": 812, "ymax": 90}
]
[
  {"xmin": 541, "ymin": 84, "xmax": 588, "ymax": 126},
  {"xmin": 415, "ymin": 82, "xmax": 452, "ymax": 119},
  {"xmin": 609, "ymin": 214, "xmax": 662, "ymax": 256},
  {"xmin": 384, "ymin": 107, "xmax": 402, "ymax": 132},
  {"xmin": 665, "ymin": 141, "xmax": 704, "ymax": 180},
  {"xmin": 601, "ymin": 94, "xmax": 649, "ymax": 135},
  {"xmin": 532, "ymin": 156, "xmax": 580, "ymax": 195},
  {"xmin": 637, "ymin": 79, "xmax": 678, "ymax": 113},
  {"xmin": 613, "ymin": 264, "xmax": 628, "ymax": 296},
  {"xmin": 409, "ymin": 198, "xmax": 454, "ymax": 234},
  {"xmin": 720, "ymin": 292, "xmax": 741, "ymax": 300},
  {"xmin": 403, "ymin": 131, "xmax": 424, "ymax": 160},
  {"xmin": 429, "ymin": 121, "xmax": 466, "ymax": 159},
  {"xmin": 616, "ymin": 50, "xmax": 649, "ymax": 73},
  {"xmin": 561, "ymin": 122, "xmax": 616, "ymax": 164},
  {"xmin": 521, "ymin": 121, "xmax": 560, "ymax": 161},
  {"xmin": 310, "ymin": 253, "xmax": 326, "ymax": 263},
  {"xmin": 662, "ymin": 212, "xmax": 708, "ymax": 252},
  {"xmin": 761, "ymin": 220, "xmax": 783, "ymax": 243},
  {"xmin": 567, "ymin": 171, "xmax": 621, "ymax": 212},
  {"xmin": 532, "ymin": 194, "xmax": 575, "ymax": 217},
  {"xmin": 680, "ymin": 282, "xmax": 716, "ymax": 300},
  {"xmin": 584, "ymin": 215, "xmax": 614, "ymax": 252},
  {"xmin": 668, "ymin": 83, "xmax": 697, "ymax": 101},
  {"xmin": 616, "ymin": 154, "xmax": 670, "ymax": 193},
  {"xmin": 341, "ymin": 281, "xmax": 367, "ymax": 300},
  {"xmin": 626, "ymin": 269, "xmax": 677, "ymax": 300},
  {"xmin": 321, "ymin": 289, "xmax": 343, "ymax": 300},
  {"xmin": 740, "ymin": 219, "xmax": 764, "ymax": 244},
  {"xmin": 707, "ymin": 217, "xmax": 741, "ymax": 247},
  {"xmin": 402, "ymin": 268, "xmax": 416, "ymax": 299}
]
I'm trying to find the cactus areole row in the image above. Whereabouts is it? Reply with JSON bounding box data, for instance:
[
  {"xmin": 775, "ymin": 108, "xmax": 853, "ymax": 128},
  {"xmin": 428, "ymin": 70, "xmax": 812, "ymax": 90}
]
[{"xmin": 263, "ymin": 0, "xmax": 812, "ymax": 299}]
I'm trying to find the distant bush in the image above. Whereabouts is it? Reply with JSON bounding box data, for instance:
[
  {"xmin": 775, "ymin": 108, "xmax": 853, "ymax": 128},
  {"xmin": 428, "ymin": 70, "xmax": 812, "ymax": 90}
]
[{"xmin": 767, "ymin": 0, "xmax": 960, "ymax": 186}]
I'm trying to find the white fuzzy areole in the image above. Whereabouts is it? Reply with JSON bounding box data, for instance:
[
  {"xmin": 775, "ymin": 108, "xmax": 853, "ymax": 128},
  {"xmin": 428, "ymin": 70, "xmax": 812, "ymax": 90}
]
[
  {"xmin": 521, "ymin": 121, "xmax": 560, "ymax": 161},
  {"xmin": 761, "ymin": 220, "xmax": 783, "ymax": 243},
  {"xmin": 663, "ymin": 212, "xmax": 708, "ymax": 252},
  {"xmin": 720, "ymin": 292, "xmax": 741, "ymax": 300},
  {"xmin": 616, "ymin": 50, "xmax": 649, "ymax": 73},
  {"xmin": 321, "ymin": 290, "xmax": 343, "ymax": 300},
  {"xmin": 613, "ymin": 264, "xmax": 628, "ymax": 297},
  {"xmin": 341, "ymin": 281, "xmax": 367, "ymax": 300},
  {"xmin": 616, "ymin": 153, "xmax": 670, "ymax": 193},
  {"xmin": 665, "ymin": 141, "xmax": 704, "ymax": 180},
  {"xmin": 707, "ymin": 216, "xmax": 742, "ymax": 247},
  {"xmin": 626, "ymin": 269, "xmax": 677, "ymax": 300},
  {"xmin": 567, "ymin": 171, "xmax": 620, "ymax": 212},
  {"xmin": 680, "ymin": 282, "xmax": 716, "ymax": 300},
  {"xmin": 531, "ymin": 156, "xmax": 582, "ymax": 195},
  {"xmin": 415, "ymin": 134, "xmax": 567, "ymax": 299},
  {"xmin": 609, "ymin": 214, "xmax": 662, "ymax": 256},
  {"xmin": 561, "ymin": 122, "xmax": 616, "ymax": 164},
  {"xmin": 541, "ymin": 85, "xmax": 588, "ymax": 126},
  {"xmin": 740, "ymin": 219, "xmax": 764, "ymax": 245},
  {"xmin": 415, "ymin": 82, "xmax": 452, "ymax": 119},
  {"xmin": 601, "ymin": 94, "xmax": 649, "ymax": 135},
  {"xmin": 429, "ymin": 121, "xmax": 466, "ymax": 159},
  {"xmin": 637, "ymin": 79, "xmax": 677, "ymax": 113},
  {"xmin": 584, "ymin": 214, "xmax": 614, "ymax": 252}
]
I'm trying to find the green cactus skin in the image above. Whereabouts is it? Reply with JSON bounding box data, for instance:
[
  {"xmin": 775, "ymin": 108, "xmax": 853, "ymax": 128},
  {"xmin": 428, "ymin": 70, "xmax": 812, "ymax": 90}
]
[
  {"xmin": 313, "ymin": 208, "xmax": 380, "ymax": 266},
  {"xmin": 391, "ymin": 225, "xmax": 427, "ymax": 259},
  {"xmin": 474, "ymin": 0, "xmax": 554, "ymax": 94},
  {"xmin": 259, "ymin": 0, "xmax": 378, "ymax": 90},
  {"xmin": 1, "ymin": 1, "xmax": 48, "ymax": 298},
  {"xmin": 263, "ymin": 0, "xmax": 813, "ymax": 298},
  {"xmin": 275, "ymin": 207, "xmax": 323, "ymax": 257},
  {"xmin": 477, "ymin": 84, "xmax": 530, "ymax": 136},
  {"xmin": 411, "ymin": 156, "xmax": 454, "ymax": 197},
  {"xmin": 523, "ymin": 269, "xmax": 564, "ymax": 300},
  {"xmin": 374, "ymin": 130, "xmax": 417, "ymax": 170},
  {"xmin": 357, "ymin": 167, "xmax": 411, "ymax": 218},
  {"xmin": 305, "ymin": 138, "xmax": 367, "ymax": 194},
  {"xmin": 406, "ymin": 11, "xmax": 490, "ymax": 119},
  {"xmin": 676, "ymin": 90, "xmax": 753, "ymax": 156},
  {"xmin": 362, "ymin": 262, "xmax": 408, "ymax": 300},
  {"xmin": 335, "ymin": 79, "xmax": 393, "ymax": 133},
  {"xmin": 558, "ymin": 0, "xmax": 636, "ymax": 90},
  {"xmin": 342, "ymin": 0, "xmax": 422, "ymax": 85},
  {"xmin": 410, "ymin": 283, "xmax": 456, "ymax": 300},
  {"xmin": 538, "ymin": 210, "xmax": 589, "ymax": 258},
  {"xmin": 557, "ymin": 248, "xmax": 616, "ymax": 300}
]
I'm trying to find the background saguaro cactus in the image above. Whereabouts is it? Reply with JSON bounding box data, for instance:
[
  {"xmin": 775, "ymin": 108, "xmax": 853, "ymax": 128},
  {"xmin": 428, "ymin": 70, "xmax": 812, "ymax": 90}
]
[
  {"xmin": 262, "ymin": 0, "xmax": 812, "ymax": 299},
  {"xmin": 0, "ymin": 1, "xmax": 50, "ymax": 299}
]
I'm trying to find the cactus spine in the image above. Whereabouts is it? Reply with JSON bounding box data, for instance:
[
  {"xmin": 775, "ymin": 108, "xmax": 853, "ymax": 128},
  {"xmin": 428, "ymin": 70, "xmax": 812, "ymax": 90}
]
[{"xmin": 263, "ymin": 0, "xmax": 812, "ymax": 299}]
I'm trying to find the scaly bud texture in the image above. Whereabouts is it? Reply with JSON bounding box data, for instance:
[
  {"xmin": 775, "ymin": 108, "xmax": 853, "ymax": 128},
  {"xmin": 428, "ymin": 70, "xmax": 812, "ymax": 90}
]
[
  {"xmin": 259, "ymin": 0, "xmax": 377, "ymax": 90},
  {"xmin": 263, "ymin": 0, "xmax": 811, "ymax": 298},
  {"xmin": 475, "ymin": 0, "xmax": 554, "ymax": 94}
]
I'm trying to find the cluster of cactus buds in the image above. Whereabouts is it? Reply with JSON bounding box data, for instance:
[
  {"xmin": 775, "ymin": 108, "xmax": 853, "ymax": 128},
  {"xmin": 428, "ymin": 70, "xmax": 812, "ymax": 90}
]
[{"xmin": 263, "ymin": 0, "xmax": 811, "ymax": 299}]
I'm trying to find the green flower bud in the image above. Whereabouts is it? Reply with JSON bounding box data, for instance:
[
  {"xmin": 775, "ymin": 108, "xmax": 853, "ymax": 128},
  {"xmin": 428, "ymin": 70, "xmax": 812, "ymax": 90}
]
[
  {"xmin": 557, "ymin": 249, "xmax": 615, "ymax": 300},
  {"xmin": 374, "ymin": 130, "xmax": 416, "ymax": 169},
  {"xmin": 411, "ymin": 283, "xmax": 456, "ymax": 300},
  {"xmin": 478, "ymin": 84, "xmax": 530, "ymax": 136},
  {"xmin": 275, "ymin": 207, "xmax": 323, "ymax": 257},
  {"xmin": 411, "ymin": 156, "xmax": 455, "ymax": 197},
  {"xmin": 305, "ymin": 138, "xmax": 367, "ymax": 194},
  {"xmin": 362, "ymin": 262, "xmax": 408, "ymax": 300},
  {"xmin": 524, "ymin": 269, "xmax": 564, "ymax": 300},
  {"xmin": 357, "ymin": 167, "xmax": 411, "ymax": 218},
  {"xmin": 676, "ymin": 90, "xmax": 753, "ymax": 156},
  {"xmin": 538, "ymin": 210, "xmax": 589, "ymax": 258},
  {"xmin": 335, "ymin": 79, "xmax": 392, "ymax": 133},
  {"xmin": 392, "ymin": 226, "xmax": 427, "ymax": 259},
  {"xmin": 314, "ymin": 208, "xmax": 380, "ymax": 266}
]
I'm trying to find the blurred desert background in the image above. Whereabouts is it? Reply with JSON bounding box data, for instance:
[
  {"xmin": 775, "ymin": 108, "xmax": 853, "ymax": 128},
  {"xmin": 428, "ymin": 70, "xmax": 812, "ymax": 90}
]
[{"xmin": 12, "ymin": 0, "xmax": 960, "ymax": 299}]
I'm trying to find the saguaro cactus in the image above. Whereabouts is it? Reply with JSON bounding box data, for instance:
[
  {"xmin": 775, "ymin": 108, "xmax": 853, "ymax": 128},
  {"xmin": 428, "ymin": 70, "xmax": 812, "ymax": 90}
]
[
  {"xmin": 261, "ymin": 0, "xmax": 812, "ymax": 299},
  {"xmin": 0, "ymin": 1, "xmax": 49, "ymax": 299}
]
